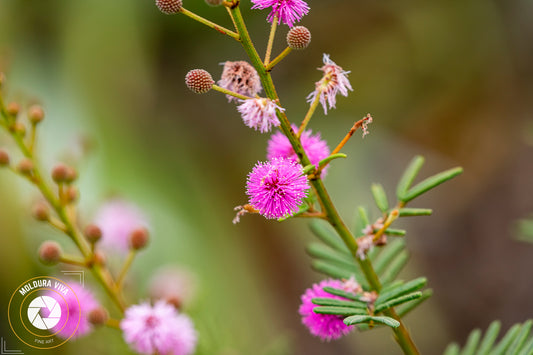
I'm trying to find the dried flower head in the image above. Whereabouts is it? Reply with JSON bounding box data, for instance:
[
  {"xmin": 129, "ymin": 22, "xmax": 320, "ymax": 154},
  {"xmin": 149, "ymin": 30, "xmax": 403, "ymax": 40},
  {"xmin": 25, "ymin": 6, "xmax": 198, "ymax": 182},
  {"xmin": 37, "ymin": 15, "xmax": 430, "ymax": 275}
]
[
  {"xmin": 185, "ymin": 69, "xmax": 214, "ymax": 94},
  {"xmin": 267, "ymin": 124, "xmax": 330, "ymax": 176},
  {"xmin": 251, "ymin": 0, "xmax": 310, "ymax": 28},
  {"xmin": 237, "ymin": 98, "xmax": 283, "ymax": 133},
  {"xmin": 218, "ymin": 61, "xmax": 262, "ymax": 102},
  {"xmin": 156, "ymin": 0, "xmax": 183, "ymax": 14},
  {"xmin": 287, "ymin": 26, "xmax": 311, "ymax": 49},
  {"xmin": 45, "ymin": 282, "xmax": 101, "ymax": 339},
  {"xmin": 307, "ymin": 54, "xmax": 353, "ymax": 115},
  {"xmin": 94, "ymin": 199, "xmax": 148, "ymax": 253},
  {"xmin": 299, "ymin": 279, "xmax": 355, "ymax": 341},
  {"xmin": 121, "ymin": 301, "xmax": 197, "ymax": 355},
  {"xmin": 246, "ymin": 157, "xmax": 309, "ymax": 219}
]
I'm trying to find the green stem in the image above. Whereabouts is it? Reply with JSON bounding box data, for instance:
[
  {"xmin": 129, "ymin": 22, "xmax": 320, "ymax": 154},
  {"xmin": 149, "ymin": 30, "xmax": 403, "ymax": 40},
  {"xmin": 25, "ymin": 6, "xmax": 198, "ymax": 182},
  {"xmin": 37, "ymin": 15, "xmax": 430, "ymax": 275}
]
[
  {"xmin": 230, "ymin": 5, "xmax": 420, "ymax": 355},
  {"xmin": 212, "ymin": 84, "xmax": 252, "ymax": 101},
  {"xmin": 264, "ymin": 15, "xmax": 278, "ymax": 65},
  {"xmin": 298, "ymin": 89, "xmax": 321, "ymax": 137},
  {"xmin": 0, "ymin": 102, "xmax": 126, "ymax": 313},
  {"xmin": 180, "ymin": 8, "xmax": 240, "ymax": 40},
  {"xmin": 265, "ymin": 47, "xmax": 292, "ymax": 72},
  {"xmin": 116, "ymin": 250, "xmax": 136, "ymax": 291}
]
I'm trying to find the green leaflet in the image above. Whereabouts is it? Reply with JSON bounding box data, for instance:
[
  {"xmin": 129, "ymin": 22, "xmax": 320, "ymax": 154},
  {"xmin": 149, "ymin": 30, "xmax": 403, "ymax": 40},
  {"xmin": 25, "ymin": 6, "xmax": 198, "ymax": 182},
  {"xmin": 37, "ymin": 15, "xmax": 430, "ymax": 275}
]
[
  {"xmin": 401, "ymin": 167, "xmax": 463, "ymax": 203},
  {"xmin": 344, "ymin": 315, "xmax": 400, "ymax": 328},
  {"xmin": 313, "ymin": 306, "xmax": 366, "ymax": 316},
  {"xmin": 311, "ymin": 297, "xmax": 367, "ymax": 309},
  {"xmin": 398, "ymin": 208, "xmax": 433, "ymax": 217},
  {"xmin": 376, "ymin": 277, "xmax": 427, "ymax": 304},
  {"xmin": 396, "ymin": 155, "xmax": 425, "ymax": 200},
  {"xmin": 309, "ymin": 221, "xmax": 347, "ymax": 253},
  {"xmin": 371, "ymin": 183, "xmax": 389, "ymax": 213},
  {"xmin": 374, "ymin": 292, "xmax": 422, "ymax": 314}
]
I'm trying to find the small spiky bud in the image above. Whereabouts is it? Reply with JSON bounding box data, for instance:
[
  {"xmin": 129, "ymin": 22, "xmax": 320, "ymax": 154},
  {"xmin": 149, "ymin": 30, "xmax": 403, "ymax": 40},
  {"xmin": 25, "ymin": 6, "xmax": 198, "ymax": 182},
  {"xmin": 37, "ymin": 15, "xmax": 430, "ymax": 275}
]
[
  {"xmin": 156, "ymin": 0, "xmax": 183, "ymax": 14},
  {"xmin": 32, "ymin": 202, "xmax": 50, "ymax": 221},
  {"xmin": 94, "ymin": 251, "xmax": 107, "ymax": 266},
  {"xmin": 0, "ymin": 149, "xmax": 9, "ymax": 166},
  {"xmin": 65, "ymin": 166, "xmax": 78, "ymax": 183},
  {"xmin": 88, "ymin": 307, "xmax": 109, "ymax": 326},
  {"xmin": 6, "ymin": 102, "xmax": 20, "ymax": 116},
  {"xmin": 185, "ymin": 69, "xmax": 214, "ymax": 94},
  {"xmin": 287, "ymin": 26, "xmax": 311, "ymax": 50},
  {"xmin": 130, "ymin": 227, "xmax": 150, "ymax": 250},
  {"xmin": 84, "ymin": 224, "xmax": 102, "ymax": 244},
  {"xmin": 205, "ymin": 0, "xmax": 223, "ymax": 6},
  {"xmin": 28, "ymin": 105, "xmax": 45, "ymax": 124},
  {"xmin": 17, "ymin": 159, "xmax": 33, "ymax": 175},
  {"xmin": 38, "ymin": 241, "xmax": 62, "ymax": 265}
]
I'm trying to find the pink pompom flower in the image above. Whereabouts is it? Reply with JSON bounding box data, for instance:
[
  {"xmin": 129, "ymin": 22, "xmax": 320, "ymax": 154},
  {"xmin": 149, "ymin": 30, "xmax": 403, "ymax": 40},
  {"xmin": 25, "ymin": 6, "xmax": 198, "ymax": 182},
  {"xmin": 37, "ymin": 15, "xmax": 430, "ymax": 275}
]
[
  {"xmin": 267, "ymin": 124, "xmax": 330, "ymax": 176},
  {"xmin": 251, "ymin": 0, "xmax": 310, "ymax": 28},
  {"xmin": 45, "ymin": 282, "xmax": 100, "ymax": 339},
  {"xmin": 307, "ymin": 54, "xmax": 353, "ymax": 115},
  {"xmin": 299, "ymin": 279, "xmax": 356, "ymax": 341},
  {"xmin": 246, "ymin": 157, "xmax": 309, "ymax": 219},
  {"xmin": 237, "ymin": 98, "xmax": 283, "ymax": 133},
  {"xmin": 94, "ymin": 199, "xmax": 148, "ymax": 253},
  {"xmin": 121, "ymin": 301, "xmax": 197, "ymax": 355}
]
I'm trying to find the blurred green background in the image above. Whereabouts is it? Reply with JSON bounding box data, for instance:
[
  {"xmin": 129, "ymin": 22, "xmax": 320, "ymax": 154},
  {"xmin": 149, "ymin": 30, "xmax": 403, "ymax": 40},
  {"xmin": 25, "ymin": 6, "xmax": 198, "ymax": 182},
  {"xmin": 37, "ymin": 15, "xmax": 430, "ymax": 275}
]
[{"xmin": 0, "ymin": 0, "xmax": 532, "ymax": 354}]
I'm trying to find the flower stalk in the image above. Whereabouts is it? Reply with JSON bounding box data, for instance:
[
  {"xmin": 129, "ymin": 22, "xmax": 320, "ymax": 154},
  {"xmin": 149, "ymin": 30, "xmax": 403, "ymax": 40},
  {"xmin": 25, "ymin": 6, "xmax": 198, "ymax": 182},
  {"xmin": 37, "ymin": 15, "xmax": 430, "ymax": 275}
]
[{"xmin": 228, "ymin": 3, "xmax": 420, "ymax": 354}]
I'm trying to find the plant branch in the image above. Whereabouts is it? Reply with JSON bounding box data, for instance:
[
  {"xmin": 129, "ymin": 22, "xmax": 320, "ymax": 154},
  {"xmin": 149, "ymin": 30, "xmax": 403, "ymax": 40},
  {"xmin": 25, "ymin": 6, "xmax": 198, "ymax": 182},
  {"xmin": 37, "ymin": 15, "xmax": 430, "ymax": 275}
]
[{"xmin": 180, "ymin": 8, "xmax": 240, "ymax": 40}]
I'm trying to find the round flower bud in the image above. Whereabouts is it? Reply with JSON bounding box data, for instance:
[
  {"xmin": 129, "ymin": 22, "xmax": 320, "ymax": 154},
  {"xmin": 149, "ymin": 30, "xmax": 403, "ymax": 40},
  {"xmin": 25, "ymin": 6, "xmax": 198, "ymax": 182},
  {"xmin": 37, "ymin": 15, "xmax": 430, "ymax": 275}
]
[
  {"xmin": 32, "ymin": 202, "xmax": 50, "ymax": 221},
  {"xmin": 130, "ymin": 227, "xmax": 149, "ymax": 250},
  {"xmin": 185, "ymin": 69, "xmax": 214, "ymax": 94},
  {"xmin": 65, "ymin": 166, "xmax": 78, "ymax": 183},
  {"xmin": 12, "ymin": 122, "xmax": 26, "ymax": 137},
  {"xmin": 287, "ymin": 26, "xmax": 311, "ymax": 50},
  {"xmin": 205, "ymin": 0, "xmax": 223, "ymax": 6},
  {"xmin": 38, "ymin": 241, "xmax": 62, "ymax": 265},
  {"xmin": 66, "ymin": 186, "xmax": 79, "ymax": 203},
  {"xmin": 0, "ymin": 72, "xmax": 5, "ymax": 87},
  {"xmin": 156, "ymin": 0, "xmax": 183, "ymax": 14},
  {"xmin": 17, "ymin": 159, "xmax": 34, "ymax": 175},
  {"xmin": 0, "ymin": 149, "xmax": 9, "ymax": 166},
  {"xmin": 28, "ymin": 105, "xmax": 45, "ymax": 124},
  {"xmin": 6, "ymin": 102, "xmax": 20, "ymax": 116},
  {"xmin": 52, "ymin": 163, "xmax": 77, "ymax": 183},
  {"xmin": 84, "ymin": 224, "xmax": 102, "ymax": 244},
  {"xmin": 88, "ymin": 307, "xmax": 109, "ymax": 326}
]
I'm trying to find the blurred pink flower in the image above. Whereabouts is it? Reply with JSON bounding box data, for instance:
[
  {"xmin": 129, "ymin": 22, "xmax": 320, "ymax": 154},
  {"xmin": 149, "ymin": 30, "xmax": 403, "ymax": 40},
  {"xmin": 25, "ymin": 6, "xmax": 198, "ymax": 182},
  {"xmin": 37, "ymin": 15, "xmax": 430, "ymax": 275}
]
[
  {"xmin": 45, "ymin": 282, "xmax": 100, "ymax": 339},
  {"xmin": 149, "ymin": 266, "xmax": 197, "ymax": 309},
  {"xmin": 121, "ymin": 301, "xmax": 197, "ymax": 355},
  {"xmin": 94, "ymin": 199, "xmax": 148, "ymax": 253},
  {"xmin": 299, "ymin": 279, "xmax": 355, "ymax": 341}
]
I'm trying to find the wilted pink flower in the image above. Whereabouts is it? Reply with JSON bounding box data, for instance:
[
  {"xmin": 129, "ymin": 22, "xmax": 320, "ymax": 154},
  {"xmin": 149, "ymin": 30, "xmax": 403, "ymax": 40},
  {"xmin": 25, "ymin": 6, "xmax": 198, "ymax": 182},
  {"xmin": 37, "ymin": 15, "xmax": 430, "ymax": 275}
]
[
  {"xmin": 246, "ymin": 157, "xmax": 309, "ymax": 219},
  {"xmin": 121, "ymin": 301, "xmax": 197, "ymax": 355},
  {"xmin": 218, "ymin": 61, "xmax": 262, "ymax": 102},
  {"xmin": 45, "ymin": 282, "xmax": 100, "ymax": 339},
  {"xmin": 237, "ymin": 98, "xmax": 283, "ymax": 133},
  {"xmin": 267, "ymin": 124, "xmax": 330, "ymax": 176},
  {"xmin": 94, "ymin": 199, "xmax": 148, "ymax": 253},
  {"xmin": 307, "ymin": 54, "xmax": 353, "ymax": 114},
  {"xmin": 251, "ymin": 0, "xmax": 310, "ymax": 27},
  {"xmin": 299, "ymin": 279, "xmax": 355, "ymax": 341}
]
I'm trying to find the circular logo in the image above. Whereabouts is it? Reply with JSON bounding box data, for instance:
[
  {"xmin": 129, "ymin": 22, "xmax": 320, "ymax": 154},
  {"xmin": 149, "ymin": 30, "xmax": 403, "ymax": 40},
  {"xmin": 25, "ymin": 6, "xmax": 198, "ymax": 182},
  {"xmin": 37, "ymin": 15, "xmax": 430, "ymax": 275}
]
[
  {"xmin": 8, "ymin": 276, "xmax": 81, "ymax": 350},
  {"xmin": 27, "ymin": 296, "xmax": 62, "ymax": 330}
]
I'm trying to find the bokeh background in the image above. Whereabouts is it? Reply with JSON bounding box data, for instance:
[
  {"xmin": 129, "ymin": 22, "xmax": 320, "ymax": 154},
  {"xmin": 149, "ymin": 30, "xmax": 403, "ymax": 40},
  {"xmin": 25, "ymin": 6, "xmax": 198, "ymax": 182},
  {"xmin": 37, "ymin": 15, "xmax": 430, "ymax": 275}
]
[{"xmin": 0, "ymin": 0, "xmax": 532, "ymax": 354}]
